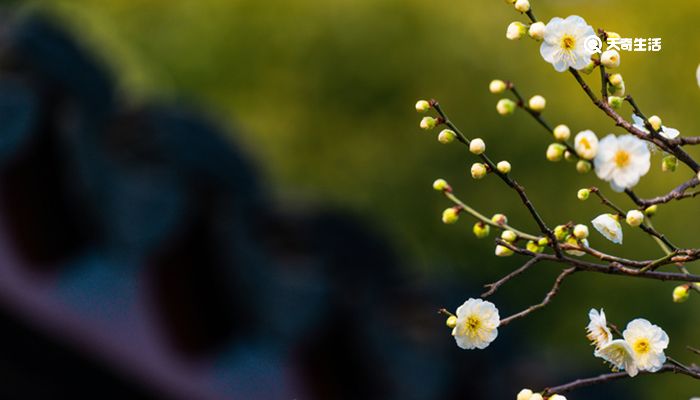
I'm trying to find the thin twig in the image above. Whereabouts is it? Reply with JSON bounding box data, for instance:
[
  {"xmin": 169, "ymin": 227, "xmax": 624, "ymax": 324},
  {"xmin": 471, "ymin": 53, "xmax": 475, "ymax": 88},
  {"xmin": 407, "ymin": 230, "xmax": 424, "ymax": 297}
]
[{"xmin": 482, "ymin": 256, "xmax": 544, "ymax": 298}]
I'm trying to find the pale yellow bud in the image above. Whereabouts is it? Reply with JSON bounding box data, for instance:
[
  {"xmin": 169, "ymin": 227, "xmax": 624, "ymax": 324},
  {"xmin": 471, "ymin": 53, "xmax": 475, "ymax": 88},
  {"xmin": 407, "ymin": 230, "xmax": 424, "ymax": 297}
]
[
  {"xmin": 528, "ymin": 95, "xmax": 546, "ymax": 112},
  {"xmin": 495, "ymin": 245, "xmax": 514, "ymax": 257},
  {"xmin": 648, "ymin": 115, "xmax": 662, "ymax": 131},
  {"xmin": 446, "ymin": 315, "xmax": 458, "ymax": 328},
  {"xmin": 625, "ymin": 209, "xmax": 644, "ymax": 227},
  {"xmin": 644, "ymin": 205, "xmax": 658, "ymax": 217},
  {"xmin": 546, "ymin": 143, "xmax": 566, "ymax": 162},
  {"xmin": 473, "ymin": 222, "xmax": 490, "ymax": 239},
  {"xmin": 415, "ymin": 100, "xmax": 431, "ymax": 113},
  {"xmin": 517, "ymin": 389, "xmax": 533, "ymax": 400},
  {"xmin": 577, "ymin": 188, "xmax": 590, "ymax": 201},
  {"xmin": 506, "ymin": 22, "xmax": 527, "ymax": 40},
  {"xmin": 608, "ymin": 73, "xmax": 624, "ymax": 87},
  {"xmin": 497, "ymin": 160, "xmax": 511, "ymax": 174},
  {"xmin": 469, "ymin": 138, "xmax": 486, "ymax": 154},
  {"xmin": 576, "ymin": 160, "xmax": 592, "ymax": 174},
  {"xmin": 501, "ymin": 230, "xmax": 517, "ymax": 243},
  {"xmin": 573, "ymin": 224, "xmax": 589, "ymax": 239},
  {"xmin": 491, "ymin": 213, "xmax": 508, "ymax": 225},
  {"xmin": 528, "ymin": 22, "xmax": 545, "ymax": 41},
  {"xmin": 432, "ymin": 178, "xmax": 449, "ymax": 191},
  {"xmin": 553, "ymin": 124, "xmax": 570, "ymax": 141},
  {"xmin": 489, "ymin": 80, "xmax": 507, "ymax": 94},
  {"xmin": 514, "ymin": 0, "xmax": 530, "ymax": 12},
  {"xmin": 420, "ymin": 116, "xmax": 438, "ymax": 130},
  {"xmin": 442, "ymin": 207, "xmax": 460, "ymax": 224},
  {"xmin": 601, "ymin": 49, "xmax": 620, "ymax": 69},
  {"xmin": 471, "ymin": 163, "xmax": 488, "ymax": 179}
]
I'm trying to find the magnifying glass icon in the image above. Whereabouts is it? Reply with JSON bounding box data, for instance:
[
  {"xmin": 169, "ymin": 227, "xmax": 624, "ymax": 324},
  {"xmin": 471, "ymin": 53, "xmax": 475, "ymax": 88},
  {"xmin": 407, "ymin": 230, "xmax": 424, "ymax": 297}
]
[{"xmin": 584, "ymin": 35, "xmax": 603, "ymax": 54}]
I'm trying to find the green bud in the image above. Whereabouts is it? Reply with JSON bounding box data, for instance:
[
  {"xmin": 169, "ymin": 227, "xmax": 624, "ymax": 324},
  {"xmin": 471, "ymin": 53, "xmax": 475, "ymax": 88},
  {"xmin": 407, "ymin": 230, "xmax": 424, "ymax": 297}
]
[
  {"xmin": 608, "ymin": 96, "xmax": 624, "ymax": 109},
  {"xmin": 576, "ymin": 160, "xmax": 592, "ymax": 174},
  {"xmin": 495, "ymin": 244, "xmax": 514, "ymax": 257},
  {"xmin": 662, "ymin": 155, "xmax": 677, "ymax": 173},
  {"xmin": 673, "ymin": 285, "xmax": 690, "ymax": 303},
  {"xmin": 432, "ymin": 178, "xmax": 449, "ymax": 191},
  {"xmin": 473, "ymin": 222, "xmax": 490, "ymax": 239},
  {"xmin": 526, "ymin": 240, "xmax": 543, "ymax": 253},
  {"xmin": 496, "ymin": 98, "xmax": 516, "ymax": 116},
  {"xmin": 491, "ymin": 213, "xmax": 508, "ymax": 225},
  {"xmin": 537, "ymin": 237, "xmax": 550, "ymax": 246},
  {"xmin": 415, "ymin": 100, "xmax": 431, "ymax": 113},
  {"xmin": 554, "ymin": 225, "xmax": 568, "ymax": 241},
  {"xmin": 446, "ymin": 315, "xmax": 458, "ymax": 328},
  {"xmin": 438, "ymin": 129, "xmax": 456, "ymax": 144},
  {"xmin": 577, "ymin": 188, "xmax": 590, "ymax": 201},
  {"xmin": 442, "ymin": 207, "xmax": 460, "ymax": 224},
  {"xmin": 581, "ymin": 61, "xmax": 596, "ymax": 75},
  {"xmin": 501, "ymin": 230, "xmax": 517, "ymax": 243},
  {"xmin": 645, "ymin": 205, "xmax": 658, "ymax": 217},
  {"xmin": 420, "ymin": 116, "xmax": 438, "ymax": 130}
]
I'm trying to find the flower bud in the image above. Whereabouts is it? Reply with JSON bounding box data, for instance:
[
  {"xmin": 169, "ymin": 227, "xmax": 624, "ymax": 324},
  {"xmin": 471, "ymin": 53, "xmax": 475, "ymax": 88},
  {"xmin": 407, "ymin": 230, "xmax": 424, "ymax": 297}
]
[
  {"xmin": 506, "ymin": 22, "xmax": 527, "ymax": 40},
  {"xmin": 554, "ymin": 225, "xmax": 568, "ymax": 241},
  {"xmin": 415, "ymin": 100, "xmax": 431, "ymax": 113},
  {"xmin": 581, "ymin": 60, "xmax": 596, "ymax": 75},
  {"xmin": 438, "ymin": 129, "xmax": 456, "ymax": 144},
  {"xmin": 648, "ymin": 115, "xmax": 662, "ymax": 131},
  {"xmin": 565, "ymin": 235, "xmax": 587, "ymax": 256},
  {"xmin": 528, "ymin": 95, "xmax": 546, "ymax": 112},
  {"xmin": 501, "ymin": 230, "xmax": 517, "ymax": 243},
  {"xmin": 609, "ymin": 81, "xmax": 625, "ymax": 96},
  {"xmin": 538, "ymin": 237, "xmax": 550, "ymax": 246},
  {"xmin": 529, "ymin": 394, "xmax": 543, "ymax": 400},
  {"xmin": 446, "ymin": 315, "xmax": 458, "ymax": 328},
  {"xmin": 608, "ymin": 73, "xmax": 624, "ymax": 87},
  {"xmin": 576, "ymin": 160, "xmax": 592, "ymax": 174},
  {"xmin": 601, "ymin": 49, "xmax": 620, "ymax": 69},
  {"xmin": 469, "ymin": 138, "xmax": 486, "ymax": 154},
  {"xmin": 473, "ymin": 222, "xmax": 490, "ymax": 238},
  {"xmin": 607, "ymin": 96, "xmax": 623, "ymax": 109},
  {"xmin": 442, "ymin": 207, "xmax": 460, "ymax": 224},
  {"xmin": 432, "ymin": 178, "xmax": 449, "ymax": 191},
  {"xmin": 549, "ymin": 395, "xmax": 567, "ymax": 400},
  {"xmin": 471, "ymin": 163, "xmax": 488, "ymax": 179},
  {"xmin": 497, "ymin": 160, "xmax": 511, "ymax": 174},
  {"xmin": 526, "ymin": 240, "xmax": 543, "ymax": 253},
  {"xmin": 546, "ymin": 143, "xmax": 566, "ymax": 162},
  {"xmin": 528, "ymin": 22, "xmax": 545, "ymax": 41},
  {"xmin": 662, "ymin": 155, "xmax": 677, "ymax": 172},
  {"xmin": 625, "ymin": 209, "xmax": 644, "ymax": 227},
  {"xmin": 673, "ymin": 285, "xmax": 690, "ymax": 303},
  {"xmin": 420, "ymin": 116, "xmax": 438, "ymax": 130},
  {"xmin": 553, "ymin": 124, "xmax": 570, "ymax": 142},
  {"xmin": 577, "ymin": 188, "xmax": 590, "ymax": 201},
  {"xmin": 573, "ymin": 224, "xmax": 589, "ymax": 239},
  {"xmin": 495, "ymin": 245, "xmax": 514, "ymax": 257},
  {"xmin": 517, "ymin": 388, "xmax": 534, "ymax": 400},
  {"xmin": 644, "ymin": 205, "xmax": 658, "ymax": 217},
  {"xmin": 514, "ymin": 0, "xmax": 530, "ymax": 12},
  {"xmin": 489, "ymin": 79, "xmax": 507, "ymax": 94},
  {"xmin": 497, "ymin": 98, "xmax": 516, "ymax": 115},
  {"xmin": 491, "ymin": 213, "xmax": 508, "ymax": 225}
]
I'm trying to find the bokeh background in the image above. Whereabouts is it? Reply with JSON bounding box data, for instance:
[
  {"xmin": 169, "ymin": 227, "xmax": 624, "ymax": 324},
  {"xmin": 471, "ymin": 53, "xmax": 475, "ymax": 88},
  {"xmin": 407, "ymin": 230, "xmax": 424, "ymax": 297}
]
[{"xmin": 0, "ymin": 0, "xmax": 699, "ymax": 398}]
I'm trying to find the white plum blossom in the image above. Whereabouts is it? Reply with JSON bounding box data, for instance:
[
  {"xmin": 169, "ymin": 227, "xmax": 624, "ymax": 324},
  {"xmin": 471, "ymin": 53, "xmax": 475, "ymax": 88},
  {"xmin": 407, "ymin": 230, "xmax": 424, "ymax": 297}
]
[
  {"xmin": 574, "ymin": 130, "xmax": 599, "ymax": 160},
  {"xmin": 592, "ymin": 213, "xmax": 623, "ymax": 244},
  {"xmin": 586, "ymin": 308, "xmax": 612, "ymax": 349},
  {"xmin": 595, "ymin": 339, "xmax": 639, "ymax": 377},
  {"xmin": 623, "ymin": 318, "xmax": 669, "ymax": 373},
  {"xmin": 594, "ymin": 134, "xmax": 650, "ymax": 192},
  {"xmin": 632, "ymin": 114, "xmax": 679, "ymax": 141},
  {"xmin": 540, "ymin": 16, "xmax": 596, "ymax": 72},
  {"xmin": 452, "ymin": 298, "xmax": 500, "ymax": 350}
]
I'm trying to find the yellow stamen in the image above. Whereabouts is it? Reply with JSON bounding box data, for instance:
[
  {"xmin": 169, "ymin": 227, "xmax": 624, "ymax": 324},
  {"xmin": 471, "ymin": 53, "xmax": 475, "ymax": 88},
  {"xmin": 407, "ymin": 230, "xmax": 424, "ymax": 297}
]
[
  {"xmin": 614, "ymin": 150, "xmax": 630, "ymax": 168},
  {"xmin": 561, "ymin": 35, "xmax": 575, "ymax": 50}
]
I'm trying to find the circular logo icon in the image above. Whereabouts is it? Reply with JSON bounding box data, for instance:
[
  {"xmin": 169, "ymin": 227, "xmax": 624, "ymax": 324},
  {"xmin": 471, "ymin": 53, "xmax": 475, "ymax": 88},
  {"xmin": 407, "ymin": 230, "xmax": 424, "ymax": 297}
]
[{"xmin": 584, "ymin": 35, "xmax": 603, "ymax": 54}]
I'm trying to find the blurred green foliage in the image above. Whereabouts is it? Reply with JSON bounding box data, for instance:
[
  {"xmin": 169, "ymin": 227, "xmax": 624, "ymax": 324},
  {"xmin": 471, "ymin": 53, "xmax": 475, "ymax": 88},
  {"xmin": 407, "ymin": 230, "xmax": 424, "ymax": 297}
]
[{"xmin": 32, "ymin": 0, "xmax": 700, "ymax": 397}]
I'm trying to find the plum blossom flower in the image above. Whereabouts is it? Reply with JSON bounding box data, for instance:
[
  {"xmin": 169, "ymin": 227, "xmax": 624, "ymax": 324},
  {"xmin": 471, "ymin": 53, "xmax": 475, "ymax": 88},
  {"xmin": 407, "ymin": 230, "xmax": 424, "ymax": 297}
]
[
  {"xmin": 595, "ymin": 339, "xmax": 639, "ymax": 377},
  {"xmin": 623, "ymin": 318, "xmax": 669, "ymax": 373},
  {"xmin": 452, "ymin": 298, "xmax": 500, "ymax": 350},
  {"xmin": 632, "ymin": 114, "xmax": 679, "ymax": 141},
  {"xmin": 594, "ymin": 134, "xmax": 650, "ymax": 192},
  {"xmin": 592, "ymin": 213, "xmax": 623, "ymax": 244},
  {"xmin": 574, "ymin": 130, "xmax": 598, "ymax": 160},
  {"xmin": 586, "ymin": 308, "xmax": 612, "ymax": 349},
  {"xmin": 540, "ymin": 16, "xmax": 596, "ymax": 72}
]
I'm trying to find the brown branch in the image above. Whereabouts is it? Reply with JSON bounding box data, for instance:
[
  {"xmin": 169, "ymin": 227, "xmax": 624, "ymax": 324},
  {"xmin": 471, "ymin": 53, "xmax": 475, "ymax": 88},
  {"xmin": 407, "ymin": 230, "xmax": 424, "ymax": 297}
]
[
  {"xmin": 589, "ymin": 187, "xmax": 678, "ymax": 251},
  {"xmin": 431, "ymin": 101, "xmax": 563, "ymax": 258},
  {"xmin": 499, "ymin": 267, "xmax": 576, "ymax": 327},
  {"xmin": 482, "ymin": 256, "xmax": 544, "ymax": 298},
  {"xmin": 625, "ymin": 176, "xmax": 700, "ymax": 207},
  {"xmin": 542, "ymin": 364, "xmax": 700, "ymax": 396},
  {"xmin": 496, "ymin": 240, "xmax": 700, "ymax": 283}
]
